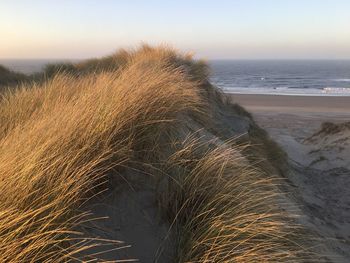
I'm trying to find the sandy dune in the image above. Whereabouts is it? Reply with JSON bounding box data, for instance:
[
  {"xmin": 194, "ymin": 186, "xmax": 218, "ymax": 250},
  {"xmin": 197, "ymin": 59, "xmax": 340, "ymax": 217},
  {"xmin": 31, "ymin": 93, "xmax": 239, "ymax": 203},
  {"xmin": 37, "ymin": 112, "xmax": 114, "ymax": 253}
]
[{"xmin": 230, "ymin": 94, "xmax": 350, "ymax": 262}]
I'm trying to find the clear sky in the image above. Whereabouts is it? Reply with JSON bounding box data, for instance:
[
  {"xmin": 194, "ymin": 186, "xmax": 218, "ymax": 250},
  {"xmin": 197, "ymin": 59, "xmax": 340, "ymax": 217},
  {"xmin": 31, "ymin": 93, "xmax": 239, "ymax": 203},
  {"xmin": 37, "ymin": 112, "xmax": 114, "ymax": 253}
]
[{"xmin": 1, "ymin": 0, "xmax": 350, "ymax": 59}]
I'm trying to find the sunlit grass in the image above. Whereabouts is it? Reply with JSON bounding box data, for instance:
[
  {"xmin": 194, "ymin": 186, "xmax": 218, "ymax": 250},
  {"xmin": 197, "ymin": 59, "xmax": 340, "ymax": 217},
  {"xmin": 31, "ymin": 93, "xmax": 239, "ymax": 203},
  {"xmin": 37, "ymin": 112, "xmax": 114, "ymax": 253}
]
[{"xmin": 0, "ymin": 45, "xmax": 317, "ymax": 261}]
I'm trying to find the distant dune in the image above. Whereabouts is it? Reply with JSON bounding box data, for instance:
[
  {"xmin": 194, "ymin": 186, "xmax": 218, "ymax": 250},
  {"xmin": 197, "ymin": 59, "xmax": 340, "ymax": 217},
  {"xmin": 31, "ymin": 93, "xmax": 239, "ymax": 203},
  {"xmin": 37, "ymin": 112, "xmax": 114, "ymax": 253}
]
[
  {"xmin": 0, "ymin": 46, "xmax": 321, "ymax": 262},
  {"xmin": 0, "ymin": 65, "xmax": 28, "ymax": 87}
]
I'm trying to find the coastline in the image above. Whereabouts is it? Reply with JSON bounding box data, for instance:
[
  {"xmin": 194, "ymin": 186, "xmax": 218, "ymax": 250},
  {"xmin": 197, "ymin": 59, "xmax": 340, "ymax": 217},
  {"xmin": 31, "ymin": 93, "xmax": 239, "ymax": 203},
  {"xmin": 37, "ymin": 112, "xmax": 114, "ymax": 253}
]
[{"xmin": 229, "ymin": 93, "xmax": 350, "ymax": 114}]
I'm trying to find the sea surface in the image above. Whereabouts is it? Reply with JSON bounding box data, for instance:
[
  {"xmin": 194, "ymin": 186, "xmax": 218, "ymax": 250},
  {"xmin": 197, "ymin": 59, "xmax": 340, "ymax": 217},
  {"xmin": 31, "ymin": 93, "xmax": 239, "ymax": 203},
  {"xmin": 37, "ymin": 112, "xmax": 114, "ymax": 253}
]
[
  {"xmin": 1, "ymin": 59, "xmax": 350, "ymax": 96},
  {"xmin": 209, "ymin": 60, "xmax": 350, "ymax": 96}
]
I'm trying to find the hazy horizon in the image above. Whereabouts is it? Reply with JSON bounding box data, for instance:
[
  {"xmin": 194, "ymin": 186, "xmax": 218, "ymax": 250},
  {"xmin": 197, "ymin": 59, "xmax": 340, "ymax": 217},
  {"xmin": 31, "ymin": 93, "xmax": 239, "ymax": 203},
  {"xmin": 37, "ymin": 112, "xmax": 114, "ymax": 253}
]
[
  {"xmin": 1, "ymin": 0, "xmax": 350, "ymax": 60},
  {"xmin": 2, "ymin": 58, "xmax": 350, "ymax": 61}
]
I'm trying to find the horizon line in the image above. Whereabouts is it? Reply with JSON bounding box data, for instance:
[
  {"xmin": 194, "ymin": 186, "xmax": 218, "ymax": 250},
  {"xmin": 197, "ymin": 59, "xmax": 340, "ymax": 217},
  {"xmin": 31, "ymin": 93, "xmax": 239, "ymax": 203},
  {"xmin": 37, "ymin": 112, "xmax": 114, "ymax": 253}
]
[{"xmin": 1, "ymin": 57, "xmax": 350, "ymax": 61}]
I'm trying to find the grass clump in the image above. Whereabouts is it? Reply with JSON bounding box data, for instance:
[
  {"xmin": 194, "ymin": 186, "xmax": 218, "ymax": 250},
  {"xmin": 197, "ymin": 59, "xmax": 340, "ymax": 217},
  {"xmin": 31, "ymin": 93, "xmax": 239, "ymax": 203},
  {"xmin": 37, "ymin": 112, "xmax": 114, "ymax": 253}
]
[
  {"xmin": 315, "ymin": 121, "xmax": 350, "ymax": 136},
  {"xmin": 0, "ymin": 45, "xmax": 318, "ymax": 262},
  {"xmin": 156, "ymin": 132, "xmax": 315, "ymax": 262},
  {"xmin": 0, "ymin": 65, "xmax": 28, "ymax": 88}
]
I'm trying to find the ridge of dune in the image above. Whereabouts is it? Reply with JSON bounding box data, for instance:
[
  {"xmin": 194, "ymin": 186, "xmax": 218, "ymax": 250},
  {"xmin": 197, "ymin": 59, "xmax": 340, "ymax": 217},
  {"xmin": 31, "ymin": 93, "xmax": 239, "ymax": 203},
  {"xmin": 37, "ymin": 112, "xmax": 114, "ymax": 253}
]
[{"xmin": 0, "ymin": 46, "xmax": 322, "ymax": 262}]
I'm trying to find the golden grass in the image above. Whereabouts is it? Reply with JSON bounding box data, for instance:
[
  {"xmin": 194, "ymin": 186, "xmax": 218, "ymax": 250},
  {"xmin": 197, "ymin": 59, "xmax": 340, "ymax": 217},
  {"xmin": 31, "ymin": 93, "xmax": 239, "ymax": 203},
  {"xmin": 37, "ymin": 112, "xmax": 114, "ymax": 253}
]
[
  {"xmin": 164, "ymin": 138, "xmax": 317, "ymax": 262},
  {"xmin": 42, "ymin": 44, "xmax": 208, "ymax": 80},
  {"xmin": 0, "ymin": 45, "xmax": 317, "ymax": 261}
]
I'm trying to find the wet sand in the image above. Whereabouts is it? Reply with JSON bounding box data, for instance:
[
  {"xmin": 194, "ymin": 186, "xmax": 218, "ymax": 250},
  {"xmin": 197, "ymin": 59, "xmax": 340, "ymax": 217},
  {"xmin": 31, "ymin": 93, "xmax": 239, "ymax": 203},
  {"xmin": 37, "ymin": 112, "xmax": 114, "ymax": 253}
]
[{"xmin": 229, "ymin": 94, "xmax": 350, "ymax": 114}]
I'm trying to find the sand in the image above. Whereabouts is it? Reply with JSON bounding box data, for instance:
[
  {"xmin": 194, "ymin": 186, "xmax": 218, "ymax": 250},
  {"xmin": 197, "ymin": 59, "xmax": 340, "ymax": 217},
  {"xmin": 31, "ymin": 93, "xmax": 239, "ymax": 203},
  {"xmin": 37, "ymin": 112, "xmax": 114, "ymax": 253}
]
[
  {"xmin": 74, "ymin": 166, "xmax": 176, "ymax": 262},
  {"xmin": 230, "ymin": 94, "xmax": 350, "ymax": 262},
  {"xmin": 230, "ymin": 94, "xmax": 350, "ymax": 113}
]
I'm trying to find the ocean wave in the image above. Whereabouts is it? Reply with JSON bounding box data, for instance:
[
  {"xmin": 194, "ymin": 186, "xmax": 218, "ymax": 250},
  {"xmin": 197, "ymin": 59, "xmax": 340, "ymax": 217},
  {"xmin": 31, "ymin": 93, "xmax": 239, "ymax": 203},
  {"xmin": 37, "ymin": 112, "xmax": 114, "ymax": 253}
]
[
  {"xmin": 322, "ymin": 87, "xmax": 350, "ymax": 94},
  {"xmin": 219, "ymin": 86, "xmax": 350, "ymax": 96},
  {"xmin": 333, "ymin": 78, "xmax": 350, "ymax": 82}
]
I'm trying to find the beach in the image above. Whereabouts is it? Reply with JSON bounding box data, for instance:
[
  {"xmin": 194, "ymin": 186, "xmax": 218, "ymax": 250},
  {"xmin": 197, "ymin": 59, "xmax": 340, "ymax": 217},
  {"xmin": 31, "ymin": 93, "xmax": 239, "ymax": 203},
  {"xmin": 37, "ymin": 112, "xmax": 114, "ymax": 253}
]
[
  {"xmin": 230, "ymin": 94, "xmax": 350, "ymax": 151},
  {"xmin": 230, "ymin": 94, "xmax": 350, "ymax": 113}
]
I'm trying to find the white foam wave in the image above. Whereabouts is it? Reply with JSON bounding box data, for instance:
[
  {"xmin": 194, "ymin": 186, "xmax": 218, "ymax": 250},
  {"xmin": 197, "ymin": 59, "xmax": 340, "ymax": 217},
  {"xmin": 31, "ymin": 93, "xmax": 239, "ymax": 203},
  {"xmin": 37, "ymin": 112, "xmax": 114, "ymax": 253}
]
[
  {"xmin": 322, "ymin": 87, "xmax": 350, "ymax": 94},
  {"xmin": 333, "ymin": 79, "xmax": 350, "ymax": 82},
  {"xmin": 220, "ymin": 86, "xmax": 350, "ymax": 96}
]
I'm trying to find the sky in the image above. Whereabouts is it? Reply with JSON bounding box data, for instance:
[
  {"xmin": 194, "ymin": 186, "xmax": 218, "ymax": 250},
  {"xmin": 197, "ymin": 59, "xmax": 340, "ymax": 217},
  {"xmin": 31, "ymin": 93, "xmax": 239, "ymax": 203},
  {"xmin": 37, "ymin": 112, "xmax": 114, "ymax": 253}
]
[{"xmin": 1, "ymin": 0, "xmax": 350, "ymax": 59}]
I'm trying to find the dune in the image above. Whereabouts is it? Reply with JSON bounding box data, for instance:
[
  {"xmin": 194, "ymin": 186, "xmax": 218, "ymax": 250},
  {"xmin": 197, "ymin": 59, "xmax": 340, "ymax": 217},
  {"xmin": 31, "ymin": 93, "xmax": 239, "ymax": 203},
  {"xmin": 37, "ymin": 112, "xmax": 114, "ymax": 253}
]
[
  {"xmin": 0, "ymin": 46, "xmax": 322, "ymax": 262},
  {"xmin": 242, "ymin": 104, "xmax": 350, "ymax": 262},
  {"xmin": 0, "ymin": 65, "xmax": 28, "ymax": 88}
]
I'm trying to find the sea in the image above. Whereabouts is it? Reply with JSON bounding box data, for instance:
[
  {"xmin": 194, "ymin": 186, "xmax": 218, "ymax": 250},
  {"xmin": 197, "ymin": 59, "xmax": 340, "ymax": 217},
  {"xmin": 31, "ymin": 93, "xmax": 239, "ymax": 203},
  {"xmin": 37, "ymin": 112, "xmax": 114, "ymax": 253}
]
[
  {"xmin": 210, "ymin": 60, "xmax": 350, "ymax": 96},
  {"xmin": 1, "ymin": 59, "xmax": 350, "ymax": 96}
]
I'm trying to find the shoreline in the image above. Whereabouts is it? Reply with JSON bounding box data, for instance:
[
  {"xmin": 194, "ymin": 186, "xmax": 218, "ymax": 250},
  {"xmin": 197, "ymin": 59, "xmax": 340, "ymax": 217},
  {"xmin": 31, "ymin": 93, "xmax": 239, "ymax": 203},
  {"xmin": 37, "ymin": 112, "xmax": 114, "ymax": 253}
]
[{"xmin": 228, "ymin": 93, "xmax": 350, "ymax": 114}]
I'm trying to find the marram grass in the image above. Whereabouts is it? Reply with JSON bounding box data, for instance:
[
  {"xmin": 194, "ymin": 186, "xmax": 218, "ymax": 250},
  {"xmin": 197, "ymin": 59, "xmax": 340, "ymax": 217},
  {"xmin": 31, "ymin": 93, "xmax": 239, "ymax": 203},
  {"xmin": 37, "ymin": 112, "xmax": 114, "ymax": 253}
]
[{"xmin": 0, "ymin": 45, "xmax": 319, "ymax": 262}]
